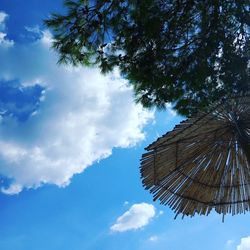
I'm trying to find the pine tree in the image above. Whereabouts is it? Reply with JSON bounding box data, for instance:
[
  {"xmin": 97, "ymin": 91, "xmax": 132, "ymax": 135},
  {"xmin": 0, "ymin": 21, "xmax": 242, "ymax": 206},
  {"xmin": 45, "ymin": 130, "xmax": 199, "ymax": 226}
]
[{"xmin": 45, "ymin": 0, "xmax": 249, "ymax": 116}]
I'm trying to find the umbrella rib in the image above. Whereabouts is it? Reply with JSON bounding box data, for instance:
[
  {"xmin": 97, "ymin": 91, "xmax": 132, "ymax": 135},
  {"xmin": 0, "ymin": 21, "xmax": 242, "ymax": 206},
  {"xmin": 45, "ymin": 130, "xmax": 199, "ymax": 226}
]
[
  {"xmin": 156, "ymin": 182, "xmax": 250, "ymax": 207},
  {"xmin": 154, "ymin": 128, "xmax": 231, "ymax": 183},
  {"xmin": 149, "ymin": 124, "xmax": 229, "ymax": 150}
]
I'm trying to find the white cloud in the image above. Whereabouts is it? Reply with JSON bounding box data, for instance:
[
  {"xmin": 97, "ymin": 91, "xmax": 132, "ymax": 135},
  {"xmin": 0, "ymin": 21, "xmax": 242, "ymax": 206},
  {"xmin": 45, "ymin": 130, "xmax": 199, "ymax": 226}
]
[
  {"xmin": 165, "ymin": 103, "xmax": 176, "ymax": 116},
  {"xmin": 0, "ymin": 11, "xmax": 13, "ymax": 47},
  {"xmin": 110, "ymin": 203, "xmax": 156, "ymax": 232},
  {"xmin": 1, "ymin": 183, "xmax": 22, "ymax": 195},
  {"xmin": 0, "ymin": 12, "xmax": 7, "ymax": 29},
  {"xmin": 237, "ymin": 236, "xmax": 250, "ymax": 250},
  {"xmin": 0, "ymin": 32, "xmax": 13, "ymax": 47},
  {"xmin": 0, "ymin": 17, "xmax": 155, "ymax": 194}
]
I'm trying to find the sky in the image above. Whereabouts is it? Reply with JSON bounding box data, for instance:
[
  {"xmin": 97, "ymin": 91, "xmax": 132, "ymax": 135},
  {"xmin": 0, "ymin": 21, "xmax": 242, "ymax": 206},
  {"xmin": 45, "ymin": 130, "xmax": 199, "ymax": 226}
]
[{"xmin": 0, "ymin": 1, "xmax": 250, "ymax": 250}]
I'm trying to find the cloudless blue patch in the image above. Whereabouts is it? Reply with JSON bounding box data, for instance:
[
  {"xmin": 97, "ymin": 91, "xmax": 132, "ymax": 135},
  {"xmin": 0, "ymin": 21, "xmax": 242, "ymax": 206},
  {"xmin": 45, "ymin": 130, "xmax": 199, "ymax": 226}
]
[
  {"xmin": 0, "ymin": 175, "xmax": 13, "ymax": 189},
  {"xmin": 0, "ymin": 79, "xmax": 44, "ymax": 122}
]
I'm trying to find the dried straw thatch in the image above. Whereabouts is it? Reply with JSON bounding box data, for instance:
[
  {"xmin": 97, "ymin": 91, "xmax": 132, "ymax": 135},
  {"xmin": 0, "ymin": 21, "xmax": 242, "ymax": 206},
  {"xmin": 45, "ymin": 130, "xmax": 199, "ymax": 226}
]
[{"xmin": 140, "ymin": 94, "xmax": 250, "ymax": 219}]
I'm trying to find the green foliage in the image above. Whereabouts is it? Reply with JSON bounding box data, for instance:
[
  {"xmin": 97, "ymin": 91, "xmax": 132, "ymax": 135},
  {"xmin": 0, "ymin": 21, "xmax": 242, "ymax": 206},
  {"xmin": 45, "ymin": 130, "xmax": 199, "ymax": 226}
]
[{"xmin": 45, "ymin": 0, "xmax": 249, "ymax": 116}]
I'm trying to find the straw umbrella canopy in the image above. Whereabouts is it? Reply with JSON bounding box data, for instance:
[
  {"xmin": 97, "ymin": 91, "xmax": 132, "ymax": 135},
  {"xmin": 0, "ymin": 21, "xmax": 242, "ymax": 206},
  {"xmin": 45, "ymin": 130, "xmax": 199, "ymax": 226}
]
[{"xmin": 140, "ymin": 94, "xmax": 250, "ymax": 219}]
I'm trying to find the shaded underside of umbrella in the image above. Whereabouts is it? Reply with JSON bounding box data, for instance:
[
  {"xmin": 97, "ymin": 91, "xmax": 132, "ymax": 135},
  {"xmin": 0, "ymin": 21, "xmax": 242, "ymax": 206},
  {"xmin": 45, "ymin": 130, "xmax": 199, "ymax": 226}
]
[{"xmin": 140, "ymin": 94, "xmax": 250, "ymax": 218}]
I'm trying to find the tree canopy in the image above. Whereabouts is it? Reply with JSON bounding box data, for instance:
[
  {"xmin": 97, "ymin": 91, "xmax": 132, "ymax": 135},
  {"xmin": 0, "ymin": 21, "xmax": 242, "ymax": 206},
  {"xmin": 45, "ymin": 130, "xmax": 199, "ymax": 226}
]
[{"xmin": 45, "ymin": 0, "xmax": 249, "ymax": 116}]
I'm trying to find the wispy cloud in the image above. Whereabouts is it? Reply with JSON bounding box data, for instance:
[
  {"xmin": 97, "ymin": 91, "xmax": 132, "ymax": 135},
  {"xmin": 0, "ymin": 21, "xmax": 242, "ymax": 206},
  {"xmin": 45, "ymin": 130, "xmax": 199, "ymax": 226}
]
[
  {"xmin": 123, "ymin": 201, "xmax": 129, "ymax": 206},
  {"xmin": 226, "ymin": 239, "xmax": 234, "ymax": 246},
  {"xmin": 110, "ymin": 203, "xmax": 156, "ymax": 232},
  {"xmin": 0, "ymin": 14, "xmax": 154, "ymax": 194},
  {"xmin": 148, "ymin": 235, "xmax": 159, "ymax": 242}
]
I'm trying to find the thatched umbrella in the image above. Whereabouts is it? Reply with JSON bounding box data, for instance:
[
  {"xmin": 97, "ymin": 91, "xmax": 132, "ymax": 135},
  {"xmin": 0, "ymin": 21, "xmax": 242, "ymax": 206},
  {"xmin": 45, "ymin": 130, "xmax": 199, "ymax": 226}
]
[{"xmin": 140, "ymin": 94, "xmax": 250, "ymax": 219}]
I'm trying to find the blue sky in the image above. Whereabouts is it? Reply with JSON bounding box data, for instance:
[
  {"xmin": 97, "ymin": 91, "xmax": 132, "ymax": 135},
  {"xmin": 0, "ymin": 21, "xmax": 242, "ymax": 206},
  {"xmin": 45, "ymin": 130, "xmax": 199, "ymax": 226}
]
[{"xmin": 0, "ymin": 1, "xmax": 250, "ymax": 250}]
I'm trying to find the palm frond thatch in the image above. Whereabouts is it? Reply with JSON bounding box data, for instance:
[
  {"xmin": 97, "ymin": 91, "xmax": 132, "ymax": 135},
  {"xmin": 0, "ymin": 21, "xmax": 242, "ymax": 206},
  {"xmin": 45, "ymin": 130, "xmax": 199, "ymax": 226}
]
[{"xmin": 140, "ymin": 94, "xmax": 250, "ymax": 219}]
